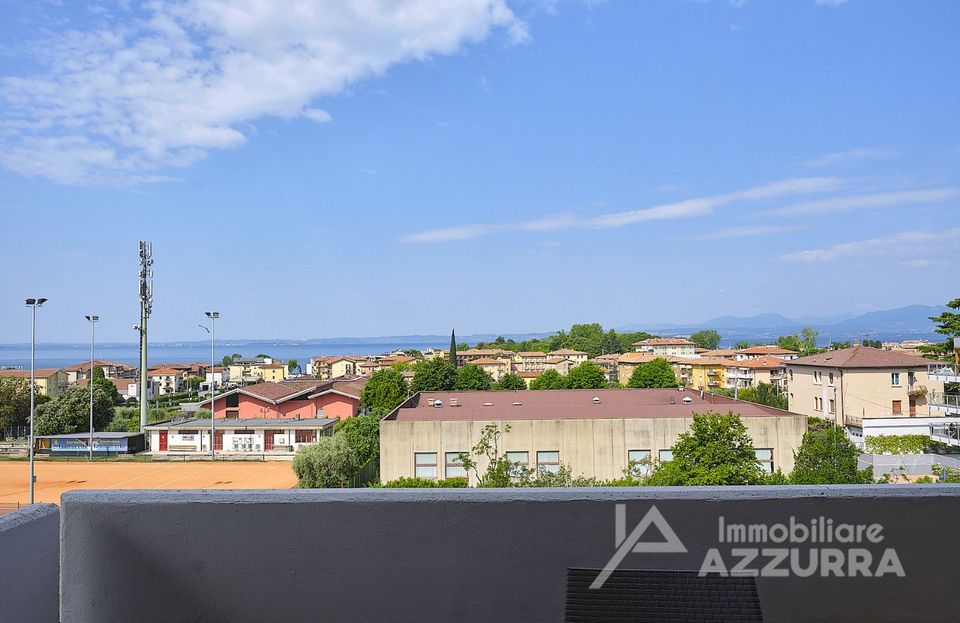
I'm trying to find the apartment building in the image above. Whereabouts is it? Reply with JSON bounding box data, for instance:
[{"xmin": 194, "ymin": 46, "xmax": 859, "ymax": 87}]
[
  {"xmin": 634, "ymin": 338, "xmax": 697, "ymax": 357},
  {"xmin": 0, "ymin": 368, "xmax": 69, "ymax": 396},
  {"xmin": 786, "ymin": 347, "xmax": 944, "ymax": 430},
  {"xmin": 310, "ymin": 356, "xmax": 359, "ymax": 379},
  {"xmin": 456, "ymin": 349, "xmax": 513, "ymax": 366},
  {"xmin": 616, "ymin": 352, "xmax": 657, "ymax": 385},
  {"xmin": 544, "ymin": 357, "xmax": 576, "ymax": 375},
  {"xmin": 675, "ymin": 358, "xmax": 727, "ymax": 391},
  {"xmin": 547, "ymin": 349, "xmax": 588, "ymax": 365},
  {"xmin": 64, "ymin": 360, "xmax": 134, "ymax": 384},
  {"xmin": 472, "ymin": 358, "xmax": 509, "ymax": 381},
  {"xmin": 725, "ymin": 356, "xmax": 788, "ymax": 390},
  {"xmin": 735, "ymin": 346, "xmax": 798, "ymax": 361},
  {"xmin": 517, "ymin": 351, "xmax": 548, "ymax": 372},
  {"xmin": 379, "ymin": 389, "xmax": 807, "ymax": 484},
  {"xmin": 148, "ymin": 367, "xmax": 185, "ymax": 395},
  {"xmin": 228, "ymin": 357, "xmax": 288, "ymax": 383}
]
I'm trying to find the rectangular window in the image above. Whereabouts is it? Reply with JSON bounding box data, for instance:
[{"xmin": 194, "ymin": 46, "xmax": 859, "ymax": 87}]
[
  {"xmin": 892, "ymin": 400, "xmax": 902, "ymax": 415},
  {"xmin": 828, "ymin": 372, "xmax": 834, "ymax": 386},
  {"xmin": 755, "ymin": 448, "xmax": 774, "ymax": 474},
  {"xmin": 506, "ymin": 451, "xmax": 529, "ymax": 476},
  {"xmin": 414, "ymin": 452, "xmax": 437, "ymax": 479},
  {"xmin": 294, "ymin": 430, "xmax": 314, "ymax": 443},
  {"xmin": 226, "ymin": 393, "xmax": 239, "ymax": 408},
  {"xmin": 445, "ymin": 452, "xmax": 467, "ymax": 478},
  {"xmin": 829, "ymin": 399, "xmax": 836, "ymax": 414},
  {"xmin": 658, "ymin": 449, "xmax": 674, "ymax": 462},
  {"xmin": 627, "ymin": 449, "xmax": 651, "ymax": 476},
  {"xmin": 225, "ymin": 409, "xmax": 239, "ymax": 419},
  {"xmin": 536, "ymin": 451, "xmax": 560, "ymax": 474},
  {"xmin": 814, "ymin": 371, "xmax": 821, "ymax": 385},
  {"xmin": 891, "ymin": 372, "xmax": 901, "ymax": 387}
]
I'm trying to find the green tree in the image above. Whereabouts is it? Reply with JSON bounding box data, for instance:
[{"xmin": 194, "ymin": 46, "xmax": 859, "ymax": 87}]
[
  {"xmin": 287, "ymin": 358, "xmax": 299, "ymax": 374},
  {"xmin": 93, "ymin": 376, "xmax": 125, "ymax": 405},
  {"xmin": 0, "ymin": 378, "xmax": 35, "ymax": 437},
  {"xmin": 529, "ymin": 369, "xmax": 567, "ymax": 390},
  {"xmin": 92, "ymin": 365, "xmax": 105, "ymax": 380},
  {"xmin": 411, "ymin": 358, "xmax": 457, "ymax": 393},
  {"xmin": 184, "ymin": 375, "xmax": 204, "ymax": 392},
  {"xmin": 361, "ymin": 368, "xmax": 408, "ymax": 415},
  {"xmin": 734, "ymin": 383, "xmax": 787, "ymax": 410},
  {"xmin": 292, "ymin": 435, "xmax": 360, "ymax": 488},
  {"xmin": 457, "ymin": 422, "xmax": 516, "ymax": 487},
  {"xmin": 690, "ymin": 329, "xmax": 721, "ymax": 350},
  {"xmin": 645, "ymin": 411, "xmax": 763, "ymax": 486},
  {"xmin": 494, "ymin": 373, "xmax": 526, "ymax": 391},
  {"xmin": 454, "ymin": 364, "xmax": 494, "ymax": 391},
  {"xmin": 790, "ymin": 426, "xmax": 873, "ymax": 484},
  {"xmin": 628, "ymin": 358, "xmax": 677, "ymax": 388},
  {"xmin": 34, "ymin": 385, "xmax": 115, "ymax": 436},
  {"xmin": 734, "ymin": 340, "xmax": 753, "ymax": 350},
  {"xmin": 776, "ymin": 333, "xmax": 805, "ymax": 354},
  {"xmin": 564, "ymin": 362, "xmax": 608, "ymax": 389},
  {"xmin": 931, "ymin": 298, "xmax": 960, "ymax": 337},
  {"xmin": 221, "ymin": 353, "xmax": 242, "ymax": 367},
  {"xmin": 566, "ymin": 323, "xmax": 605, "ymax": 357},
  {"xmin": 449, "ymin": 330, "xmax": 458, "ymax": 367},
  {"xmin": 830, "ymin": 341, "xmax": 851, "ymax": 350},
  {"xmin": 801, "ymin": 327, "xmax": 819, "ymax": 354},
  {"xmin": 335, "ymin": 414, "xmax": 380, "ymax": 465}
]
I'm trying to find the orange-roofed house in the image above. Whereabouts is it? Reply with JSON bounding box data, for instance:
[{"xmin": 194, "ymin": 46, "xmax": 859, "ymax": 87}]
[
  {"xmin": 735, "ymin": 345, "xmax": 799, "ymax": 361},
  {"xmin": 471, "ymin": 358, "xmax": 509, "ymax": 382},
  {"xmin": 725, "ymin": 356, "xmax": 789, "ymax": 391},
  {"xmin": 633, "ymin": 338, "xmax": 697, "ymax": 357},
  {"xmin": 148, "ymin": 367, "xmax": 185, "ymax": 395},
  {"xmin": 548, "ymin": 349, "xmax": 588, "ymax": 365},
  {"xmin": 0, "ymin": 368, "xmax": 68, "ymax": 396}
]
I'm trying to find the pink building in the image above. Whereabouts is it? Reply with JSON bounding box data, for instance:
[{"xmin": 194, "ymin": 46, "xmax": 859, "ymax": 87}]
[{"xmin": 204, "ymin": 377, "xmax": 367, "ymax": 421}]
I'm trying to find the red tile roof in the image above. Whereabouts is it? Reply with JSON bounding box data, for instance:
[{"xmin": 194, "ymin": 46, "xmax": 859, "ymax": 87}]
[
  {"xmin": 729, "ymin": 356, "xmax": 787, "ymax": 369},
  {"xmin": 549, "ymin": 349, "xmax": 587, "ymax": 356},
  {"xmin": 388, "ymin": 389, "xmax": 798, "ymax": 422},
  {"xmin": 472, "ymin": 358, "xmax": 508, "ymax": 366},
  {"xmin": 788, "ymin": 346, "xmax": 934, "ymax": 369},
  {"xmin": 0, "ymin": 368, "xmax": 62, "ymax": 379},
  {"xmin": 204, "ymin": 376, "xmax": 367, "ymax": 406},
  {"xmin": 737, "ymin": 346, "xmax": 798, "ymax": 355}
]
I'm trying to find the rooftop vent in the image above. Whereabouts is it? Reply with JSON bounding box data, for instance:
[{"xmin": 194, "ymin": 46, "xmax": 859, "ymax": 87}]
[
  {"xmin": 433, "ymin": 400, "xmax": 443, "ymax": 408},
  {"xmin": 449, "ymin": 398, "xmax": 459, "ymax": 407},
  {"xmin": 512, "ymin": 401, "xmax": 523, "ymax": 406},
  {"xmin": 483, "ymin": 402, "xmax": 493, "ymax": 407},
  {"xmin": 670, "ymin": 397, "xmax": 676, "ymax": 405},
  {"xmin": 682, "ymin": 396, "xmax": 693, "ymax": 405},
  {"xmin": 592, "ymin": 396, "xmax": 601, "ymax": 404}
]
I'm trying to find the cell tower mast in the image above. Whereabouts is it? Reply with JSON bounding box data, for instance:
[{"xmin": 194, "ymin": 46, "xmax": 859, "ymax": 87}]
[{"xmin": 138, "ymin": 241, "xmax": 153, "ymax": 432}]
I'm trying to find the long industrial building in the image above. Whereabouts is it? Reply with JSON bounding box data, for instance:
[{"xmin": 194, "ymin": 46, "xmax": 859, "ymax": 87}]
[{"xmin": 379, "ymin": 388, "xmax": 807, "ymax": 485}]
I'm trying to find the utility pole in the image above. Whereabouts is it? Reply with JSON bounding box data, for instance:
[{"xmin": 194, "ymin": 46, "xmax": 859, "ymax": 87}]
[
  {"xmin": 85, "ymin": 315, "xmax": 99, "ymax": 460},
  {"xmin": 138, "ymin": 242, "xmax": 153, "ymax": 433}
]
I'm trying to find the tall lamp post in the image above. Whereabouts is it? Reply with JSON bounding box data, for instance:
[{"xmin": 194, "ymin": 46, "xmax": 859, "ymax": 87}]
[
  {"xmin": 84, "ymin": 315, "xmax": 100, "ymax": 461},
  {"xmin": 200, "ymin": 312, "xmax": 219, "ymax": 459},
  {"xmin": 25, "ymin": 298, "xmax": 47, "ymax": 504}
]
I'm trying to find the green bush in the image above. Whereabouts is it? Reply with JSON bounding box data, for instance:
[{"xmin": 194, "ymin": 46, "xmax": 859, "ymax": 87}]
[
  {"xmin": 334, "ymin": 414, "xmax": 380, "ymax": 465},
  {"xmin": 292, "ymin": 436, "xmax": 359, "ymax": 488},
  {"xmin": 375, "ymin": 477, "xmax": 468, "ymax": 488},
  {"xmin": 865, "ymin": 434, "xmax": 932, "ymax": 455}
]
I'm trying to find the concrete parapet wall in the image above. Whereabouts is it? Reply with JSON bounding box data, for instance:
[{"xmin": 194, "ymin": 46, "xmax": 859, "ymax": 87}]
[
  {"xmin": 0, "ymin": 504, "xmax": 60, "ymax": 622},
  {"xmin": 60, "ymin": 487, "xmax": 960, "ymax": 622}
]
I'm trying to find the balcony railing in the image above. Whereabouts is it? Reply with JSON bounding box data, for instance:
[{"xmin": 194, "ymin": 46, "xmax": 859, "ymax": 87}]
[
  {"xmin": 930, "ymin": 423, "xmax": 960, "ymax": 447},
  {"xmin": 928, "ymin": 362, "xmax": 960, "ymax": 382},
  {"xmin": 929, "ymin": 392, "xmax": 960, "ymax": 413}
]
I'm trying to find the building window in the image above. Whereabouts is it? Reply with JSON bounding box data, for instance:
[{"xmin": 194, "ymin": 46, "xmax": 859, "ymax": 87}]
[
  {"xmin": 627, "ymin": 449, "xmax": 652, "ymax": 476},
  {"xmin": 789, "ymin": 369, "xmax": 794, "ymax": 381},
  {"xmin": 892, "ymin": 400, "xmax": 902, "ymax": 415},
  {"xmin": 536, "ymin": 451, "xmax": 560, "ymax": 474},
  {"xmin": 414, "ymin": 452, "xmax": 437, "ymax": 479},
  {"xmin": 295, "ymin": 430, "xmax": 314, "ymax": 443},
  {"xmin": 755, "ymin": 448, "xmax": 774, "ymax": 474},
  {"xmin": 506, "ymin": 451, "xmax": 529, "ymax": 476},
  {"xmin": 226, "ymin": 393, "xmax": 239, "ymax": 408},
  {"xmin": 828, "ymin": 399, "xmax": 836, "ymax": 415},
  {"xmin": 225, "ymin": 409, "xmax": 239, "ymax": 419},
  {"xmin": 908, "ymin": 372, "xmax": 916, "ymax": 387},
  {"xmin": 814, "ymin": 371, "xmax": 822, "ymax": 385},
  {"xmin": 445, "ymin": 452, "xmax": 467, "ymax": 478},
  {"xmin": 891, "ymin": 372, "xmax": 901, "ymax": 387},
  {"xmin": 828, "ymin": 372, "xmax": 834, "ymax": 386},
  {"xmin": 658, "ymin": 449, "xmax": 674, "ymax": 462}
]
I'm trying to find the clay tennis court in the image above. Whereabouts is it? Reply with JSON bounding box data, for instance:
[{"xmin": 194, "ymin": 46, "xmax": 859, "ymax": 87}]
[{"xmin": 0, "ymin": 461, "xmax": 298, "ymax": 505}]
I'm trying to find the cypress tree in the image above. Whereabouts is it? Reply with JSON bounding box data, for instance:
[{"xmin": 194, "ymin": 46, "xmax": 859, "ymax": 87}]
[{"xmin": 449, "ymin": 329, "xmax": 459, "ymax": 368}]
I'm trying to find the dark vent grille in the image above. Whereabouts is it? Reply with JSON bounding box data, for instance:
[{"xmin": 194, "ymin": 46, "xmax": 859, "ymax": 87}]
[{"xmin": 565, "ymin": 568, "xmax": 763, "ymax": 623}]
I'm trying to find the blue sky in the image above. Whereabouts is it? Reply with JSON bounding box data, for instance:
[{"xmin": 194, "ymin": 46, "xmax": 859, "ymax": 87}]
[{"xmin": 1, "ymin": 0, "xmax": 958, "ymax": 343}]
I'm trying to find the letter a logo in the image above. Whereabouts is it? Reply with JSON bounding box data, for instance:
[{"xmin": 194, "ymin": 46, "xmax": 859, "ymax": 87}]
[{"xmin": 590, "ymin": 504, "xmax": 687, "ymax": 589}]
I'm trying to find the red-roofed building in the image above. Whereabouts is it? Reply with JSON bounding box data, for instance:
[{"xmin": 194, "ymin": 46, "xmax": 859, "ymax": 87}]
[
  {"xmin": 201, "ymin": 376, "xmax": 367, "ymax": 421},
  {"xmin": 633, "ymin": 338, "xmax": 696, "ymax": 357},
  {"xmin": 735, "ymin": 346, "xmax": 799, "ymax": 361}
]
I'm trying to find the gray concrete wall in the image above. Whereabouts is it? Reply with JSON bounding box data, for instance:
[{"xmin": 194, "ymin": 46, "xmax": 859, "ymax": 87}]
[
  {"xmin": 0, "ymin": 504, "xmax": 60, "ymax": 623},
  {"xmin": 61, "ymin": 487, "xmax": 960, "ymax": 623}
]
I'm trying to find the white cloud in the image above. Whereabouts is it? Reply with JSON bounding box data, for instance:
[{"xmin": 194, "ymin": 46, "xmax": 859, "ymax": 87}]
[
  {"xmin": 802, "ymin": 148, "xmax": 897, "ymax": 168},
  {"xmin": 695, "ymin": 224, "xmax": 805, "ymax": 240},
  {"xmin": 401, "ymin": 176, "xmax": 845, "ymax": 242},
  {"xmin": 0, "ymin": 0, "xmax": 525, "ymax": 185},
  {"xmin": 777, "ymin": 228, "xmax": 960, "ymax": 263},
  {"xmin": 763, "ymin": 188, "xmax": 960, "ymax": 217}
]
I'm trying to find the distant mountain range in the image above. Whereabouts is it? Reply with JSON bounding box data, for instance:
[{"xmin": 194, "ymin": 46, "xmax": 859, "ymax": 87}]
[{"xmin": 619, "ymin": 304, "xmax": 948, "ymax": 343}]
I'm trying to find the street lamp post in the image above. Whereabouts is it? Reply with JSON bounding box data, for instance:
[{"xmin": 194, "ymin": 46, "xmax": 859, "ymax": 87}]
[
  {"xmin": 201, "ymin": 312, "xmax": 219, "ymax": 459},
  {"xmin": 25, "ymin": 298, "xmax": 47, "ymax": 504},
  {"xmin": 84, "ymin": 315, "xmax": 100, "ymax": 461}
]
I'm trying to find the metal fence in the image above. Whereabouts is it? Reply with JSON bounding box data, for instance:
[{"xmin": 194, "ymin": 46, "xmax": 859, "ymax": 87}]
[
  {"xmin": 929, "ymin": 392, "xmax": 960, "ymax": 410},
  {"xmin": 347, "ymin": 458, "xmax": 379, "ymax": 488},
  {"xmin": 1, "ymin": 426, "xmax": 29, "ymax": 440},
  {"xmin": 0, "ymin": 502, "xmax": 21, "ymax": 516}
]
